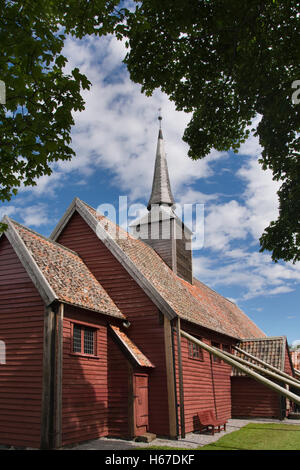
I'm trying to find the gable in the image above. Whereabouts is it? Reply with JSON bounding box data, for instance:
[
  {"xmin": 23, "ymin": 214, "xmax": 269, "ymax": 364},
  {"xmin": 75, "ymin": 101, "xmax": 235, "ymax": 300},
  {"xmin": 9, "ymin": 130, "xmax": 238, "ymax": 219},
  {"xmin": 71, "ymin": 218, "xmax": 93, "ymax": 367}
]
[
  {"xmin": 1, "ymin": 218, "xmax": 124, "ymax": 320},
  {"xmin": 0, "ymin": 234, "xmax": 43, "ymax": 302},
  {"xmin": 51, "ymin": 198, "xmax": 266, "ymax": 340}
]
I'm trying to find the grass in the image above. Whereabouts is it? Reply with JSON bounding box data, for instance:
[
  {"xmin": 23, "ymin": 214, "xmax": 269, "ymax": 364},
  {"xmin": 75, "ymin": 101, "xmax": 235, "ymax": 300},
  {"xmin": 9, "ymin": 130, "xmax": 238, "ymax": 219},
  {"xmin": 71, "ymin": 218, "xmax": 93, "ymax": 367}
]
[
  {"xmin": 137, "ymin": 423, "xmax": 300, "ymax": 451},
  {"xmin": 201, "ymin": 423, "xmax": 300, "ymax": 450}
]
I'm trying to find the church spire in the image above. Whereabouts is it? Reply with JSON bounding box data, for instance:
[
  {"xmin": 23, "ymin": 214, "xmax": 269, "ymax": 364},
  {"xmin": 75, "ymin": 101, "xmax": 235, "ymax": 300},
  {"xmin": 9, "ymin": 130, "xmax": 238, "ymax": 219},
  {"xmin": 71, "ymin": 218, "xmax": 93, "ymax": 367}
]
[{"xmin": 147, "ymin": 113, "xmax": 175, "ymax": 210}]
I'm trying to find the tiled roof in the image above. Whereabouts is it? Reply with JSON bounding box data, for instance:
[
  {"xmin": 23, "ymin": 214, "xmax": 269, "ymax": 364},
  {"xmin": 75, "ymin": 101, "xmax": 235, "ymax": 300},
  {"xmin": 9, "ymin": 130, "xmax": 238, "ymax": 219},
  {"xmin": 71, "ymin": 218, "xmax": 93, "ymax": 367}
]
[
  {"xmin": 82, "ymin": 201, "xmax": 265, "ymax": 340},
  {"xmin": 110, "ymin": 325, "xmax": 154, "ymax": 368},
  {"xmin": 11, "ymin": 220, "xmax": 125, "ymax": 319},
  {"xmin": 181, "ymin": 278, "xmax": 266, "ymax": 339},
  {"xmin": 232, "ymin": 336, "xmax": 286, "ymax": 376}
]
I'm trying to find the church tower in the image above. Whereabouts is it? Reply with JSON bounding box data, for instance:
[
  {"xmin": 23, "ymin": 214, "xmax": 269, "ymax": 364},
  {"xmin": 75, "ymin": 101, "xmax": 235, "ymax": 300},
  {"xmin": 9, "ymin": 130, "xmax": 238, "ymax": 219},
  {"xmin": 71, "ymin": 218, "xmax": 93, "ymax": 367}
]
[{"xmin": 130, "ymin": 116, "xmax": 193, "ymax": 284}]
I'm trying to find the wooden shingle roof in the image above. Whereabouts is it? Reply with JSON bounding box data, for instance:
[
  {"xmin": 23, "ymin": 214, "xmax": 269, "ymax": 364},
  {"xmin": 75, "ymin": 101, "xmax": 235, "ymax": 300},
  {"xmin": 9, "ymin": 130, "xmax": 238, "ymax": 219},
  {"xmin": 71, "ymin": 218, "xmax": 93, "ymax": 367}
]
[
  {"xmin": 110, "ymin": 325, "xmax": 154, "ymax": 368},
  {"xmin": 232, "ymin": 336, "xmax": 287, "ymax": 376},
  {"xmin": 3, "ymin": 217, "xmax": 125, "ymax": 319},
  {"xmin": 51, "ymin": 198, "xmax": 265, "ymax": 340}
]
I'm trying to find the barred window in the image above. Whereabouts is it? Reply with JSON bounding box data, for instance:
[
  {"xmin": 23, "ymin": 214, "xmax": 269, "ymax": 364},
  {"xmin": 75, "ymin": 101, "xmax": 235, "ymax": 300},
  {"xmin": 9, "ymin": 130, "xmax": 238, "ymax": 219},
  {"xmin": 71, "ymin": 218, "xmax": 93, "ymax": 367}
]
[
  {"xmin": 73, "ymin": 324, "xmax": 96, "ymax": 356},
  {"xmin": 188, "ymin": 340, "xmax": 203, "ymax": 361},
  {"xmin": 73, "ymin": 324, "xmax": 82, "ymax": 353},
  {"xmin": 211, "ymin": 342, "xmax": 221, "ymax": 363}
]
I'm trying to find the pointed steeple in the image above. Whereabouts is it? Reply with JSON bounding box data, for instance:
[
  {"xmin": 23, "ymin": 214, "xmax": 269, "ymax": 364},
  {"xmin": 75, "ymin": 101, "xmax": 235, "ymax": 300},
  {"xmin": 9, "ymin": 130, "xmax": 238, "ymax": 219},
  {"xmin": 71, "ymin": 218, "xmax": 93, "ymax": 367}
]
[{"xmin": 147, "ymin": 115, "xmax": 175, "ymax": 210}]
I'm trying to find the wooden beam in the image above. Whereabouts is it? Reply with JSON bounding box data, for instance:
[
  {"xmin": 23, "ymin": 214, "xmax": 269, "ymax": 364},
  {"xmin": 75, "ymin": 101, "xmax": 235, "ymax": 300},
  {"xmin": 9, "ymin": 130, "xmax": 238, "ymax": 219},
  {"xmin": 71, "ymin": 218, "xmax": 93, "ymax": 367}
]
[
  {"xmin": 40, "ymin": 305, "xmax": 56, "ymax": 449},
  {"xmin": 176, "ymin": 318, "xmax": 185, "ymax": 438},
  {"xmin": 55, "ymin": 303, "xmax": 64, "ymax": 449},
  {"xmin": 234, "ymin": 345, "xmax": 300, "ymax": 385},
  {"xmin": 164, "ymin": 317, "xmax": 177, "ymax": 438},
  {"xmin": 128, "ymin": 362, "xmax": 135, "ymax": 439},
  {"xmin": 181, "ymin": 330, "xmax": 300, "ymax": 407},
  {"xmin": 224, "ymin": 349, "xmax": 300, "ymax": 390}
]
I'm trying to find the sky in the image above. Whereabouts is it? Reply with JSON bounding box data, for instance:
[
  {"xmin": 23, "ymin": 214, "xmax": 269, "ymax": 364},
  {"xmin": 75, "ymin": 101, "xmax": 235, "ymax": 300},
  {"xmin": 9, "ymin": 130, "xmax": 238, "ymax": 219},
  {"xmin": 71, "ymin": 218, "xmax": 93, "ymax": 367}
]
[{"xmin": 1, "ymin": 33, "xmax": 299, "ymax": 347}]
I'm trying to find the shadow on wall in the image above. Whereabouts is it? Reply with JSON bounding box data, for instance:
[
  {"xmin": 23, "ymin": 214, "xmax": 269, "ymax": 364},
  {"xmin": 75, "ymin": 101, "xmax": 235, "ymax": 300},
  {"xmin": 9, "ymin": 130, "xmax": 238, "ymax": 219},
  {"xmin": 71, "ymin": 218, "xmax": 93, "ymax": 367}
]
[{"xmin": 61, "ymin": 325, "xmax": 108, "ymax": 447}]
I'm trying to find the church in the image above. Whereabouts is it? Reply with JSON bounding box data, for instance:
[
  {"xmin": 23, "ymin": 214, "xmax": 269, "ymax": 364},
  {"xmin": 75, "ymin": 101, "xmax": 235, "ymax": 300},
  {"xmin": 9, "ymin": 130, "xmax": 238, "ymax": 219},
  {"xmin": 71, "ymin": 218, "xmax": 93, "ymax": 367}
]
[{"xmin": 0, "ymin": 120, "xmax": 298, "ymax": 449}]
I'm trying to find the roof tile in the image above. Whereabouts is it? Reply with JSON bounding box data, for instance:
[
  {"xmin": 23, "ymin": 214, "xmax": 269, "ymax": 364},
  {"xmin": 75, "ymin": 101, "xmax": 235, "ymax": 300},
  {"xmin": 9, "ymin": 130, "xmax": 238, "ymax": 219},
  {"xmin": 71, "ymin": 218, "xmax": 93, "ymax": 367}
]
[{"xmin": 12, "ymin": 220, "xmax": 125, "ymax": 319}]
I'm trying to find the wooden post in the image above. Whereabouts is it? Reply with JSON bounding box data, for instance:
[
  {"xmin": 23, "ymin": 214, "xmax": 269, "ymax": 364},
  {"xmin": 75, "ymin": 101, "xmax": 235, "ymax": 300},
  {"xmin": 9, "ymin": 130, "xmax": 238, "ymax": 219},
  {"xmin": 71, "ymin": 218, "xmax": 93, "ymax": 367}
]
[
  {"xmin": 176, "ymin": 318, "xmax": 185, "ymax": 438},
  {"xmin": 55, "ymin": 303, "xmax": 64, "ymax": 449},
  {"xmin": 128, "ymin": 362, "xmax": 135, "ymax": 438},
  {"xmin": 40, "ymin": 305, "xmax": 56, "ymax": 449},
  {"xmin": 164, "ymin": 316, "xmax": 177, "ymax": 438},
  {"xmin": 181, "ymin": 330, "xmax": 300, "ymax": 407}
]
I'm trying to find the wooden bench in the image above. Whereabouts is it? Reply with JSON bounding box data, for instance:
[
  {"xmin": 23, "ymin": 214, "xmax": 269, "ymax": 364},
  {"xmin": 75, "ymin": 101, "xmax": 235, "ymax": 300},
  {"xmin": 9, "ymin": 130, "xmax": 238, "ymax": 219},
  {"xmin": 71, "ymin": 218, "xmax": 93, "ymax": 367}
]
[{"xmin": 197, "ymin": 410, "xmax": 227, "ymax": 435}]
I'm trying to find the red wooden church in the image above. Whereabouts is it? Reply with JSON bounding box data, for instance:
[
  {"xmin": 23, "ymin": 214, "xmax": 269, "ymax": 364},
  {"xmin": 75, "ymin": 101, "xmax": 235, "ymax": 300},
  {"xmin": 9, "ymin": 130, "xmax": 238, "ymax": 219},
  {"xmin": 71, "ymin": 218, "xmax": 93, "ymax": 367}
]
[{"xmin": 0, "ymin": 123, "xmax": 298, "ymax": 449}]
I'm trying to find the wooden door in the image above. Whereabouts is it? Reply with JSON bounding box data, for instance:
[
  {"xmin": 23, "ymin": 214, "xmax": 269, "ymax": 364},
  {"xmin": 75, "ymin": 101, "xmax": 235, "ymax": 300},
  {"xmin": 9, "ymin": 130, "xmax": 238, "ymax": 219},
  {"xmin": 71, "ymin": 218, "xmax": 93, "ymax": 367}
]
[{"xmin": 134, "ymin": 374, "xmax": 149, "ymax": 435}]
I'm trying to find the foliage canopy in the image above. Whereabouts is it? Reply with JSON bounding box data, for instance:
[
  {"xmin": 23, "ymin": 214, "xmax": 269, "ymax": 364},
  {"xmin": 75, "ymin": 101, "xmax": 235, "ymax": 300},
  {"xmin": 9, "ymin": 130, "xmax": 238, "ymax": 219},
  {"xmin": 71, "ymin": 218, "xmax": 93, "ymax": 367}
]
[
  {"xmin": 124, "ymin": 0, "xmax": 300, "ymax": 263},
  {"xmin": 1, "ymin": 0, "xmax": 299, "ymax": 263}
]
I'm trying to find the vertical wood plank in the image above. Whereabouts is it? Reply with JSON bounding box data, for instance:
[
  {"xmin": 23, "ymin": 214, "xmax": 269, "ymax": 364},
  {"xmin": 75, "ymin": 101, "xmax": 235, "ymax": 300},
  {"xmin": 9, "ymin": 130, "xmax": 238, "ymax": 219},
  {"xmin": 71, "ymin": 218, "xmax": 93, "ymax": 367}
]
[
  {"xmin": 40, "ymin": 305, "xmax": 56, "ymax": 449},
  {"xmin": 164, "ymin": 316, "xmax": 177, "ymax": 438},
  {"xmin": 176, "ymin": 318, "xmax": 185, "ymax": 438},
  {"xmin": 55, "ymin": 303, "xmax": 64, "ymax": 448}
]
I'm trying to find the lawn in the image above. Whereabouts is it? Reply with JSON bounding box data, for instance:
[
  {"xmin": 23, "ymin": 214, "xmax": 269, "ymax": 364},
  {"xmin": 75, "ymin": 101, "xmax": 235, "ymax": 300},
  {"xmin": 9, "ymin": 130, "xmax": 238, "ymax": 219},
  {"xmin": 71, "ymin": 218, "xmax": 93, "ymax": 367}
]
[
  {"xmin": 201, "ymin": 423, "xmax": 300, "ymax": 450},
  {"xmin": 138, "ymin": 423, "xmax": 300, "ymax": 451}
]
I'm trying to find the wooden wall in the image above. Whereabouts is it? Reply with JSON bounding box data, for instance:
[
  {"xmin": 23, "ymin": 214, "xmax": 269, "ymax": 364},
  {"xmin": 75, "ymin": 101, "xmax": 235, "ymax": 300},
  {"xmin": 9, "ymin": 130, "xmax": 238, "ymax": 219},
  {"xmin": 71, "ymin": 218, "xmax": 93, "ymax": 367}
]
[
  {"xmin": 231, "ymin": 376, "xmax": 281, "ymax": 419},
  {"xmin": 0, "ymin": 236, "xmax": 44, "ymax": 448},
  {"xmin": 62, "ymin": 305, "xmax": 110, "ymax": 446},
  {"xmin": 175, "ymin": 227, "xmax": 193, "ymax": 285},
  {"xmin": 174, "ymin": 321, "xmax": 233, "ymax": 434},
  {"xmin": 57, "ymin": 212, "xmax": 170, "ymax": 436},
  {"xmin": 107, "ymin": 334, "xmax": 130, "ymax": 437},
  {"xmin": 140, "ymin": 221, "xmax": 174, "ymax": 271}
]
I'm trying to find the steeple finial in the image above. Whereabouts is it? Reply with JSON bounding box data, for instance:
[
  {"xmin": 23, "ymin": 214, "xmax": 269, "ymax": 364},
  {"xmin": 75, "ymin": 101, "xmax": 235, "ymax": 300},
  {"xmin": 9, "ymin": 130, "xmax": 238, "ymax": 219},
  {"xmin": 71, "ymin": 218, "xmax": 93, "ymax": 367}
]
[
  {"xmin": 158, "ymin": 108, "xmax": 163, "ymax": 138},
  {"xmin": 147, "ymin": 114, "xmax": 175, "ymax": 210}
]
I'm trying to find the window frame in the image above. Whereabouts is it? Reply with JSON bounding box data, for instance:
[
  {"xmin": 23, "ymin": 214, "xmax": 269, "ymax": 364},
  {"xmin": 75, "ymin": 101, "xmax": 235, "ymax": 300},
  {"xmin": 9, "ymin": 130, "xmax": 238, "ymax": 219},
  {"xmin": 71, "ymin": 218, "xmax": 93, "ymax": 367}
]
[
  {"xmin": 71, "ymin": 322, "xmax": 98, "ymax": 358},
  {"xmin": 188, "ymin": 338, "xmax": 204, "ymax": 362},
  {"xmin": 211, "ymin": 341, "xmax": 222, "ymax": 363}
]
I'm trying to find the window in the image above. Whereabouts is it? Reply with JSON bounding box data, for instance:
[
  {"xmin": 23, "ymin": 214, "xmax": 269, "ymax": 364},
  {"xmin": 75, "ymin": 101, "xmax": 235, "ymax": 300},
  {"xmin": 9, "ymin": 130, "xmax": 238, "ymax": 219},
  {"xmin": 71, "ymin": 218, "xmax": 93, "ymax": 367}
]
[
  {"xmin": 188, "ymin": 340, "xmax": 203, "ymax": 361},
  {"xmin": 222, "ymin": 344, "xmax": 231, "ymax": 354},
  {"xmin": 211, "ymin": 342, "xmax": 221, "ymax": 363},
  {"xmin": 222, "ymin": 344, "xmax": 231, "ymax": 364},
  {"xmin": 72, "ymin": 324, "xmax": 96, "ymax": 356}
]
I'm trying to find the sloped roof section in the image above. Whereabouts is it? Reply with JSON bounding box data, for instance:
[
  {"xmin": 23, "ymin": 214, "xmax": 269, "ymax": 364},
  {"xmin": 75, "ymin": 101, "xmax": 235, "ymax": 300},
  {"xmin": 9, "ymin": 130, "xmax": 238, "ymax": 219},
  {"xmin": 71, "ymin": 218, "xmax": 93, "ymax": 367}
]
[
  {"xmin": 77, "ymin": 200, "xmax": 265, "ymax": 340},
  {"xmin": 232, "ymin": 336, "xmax": 286, "ymax": 376},
  {"xmin": 181, "ymin": 278, "xmax": 266, "ymax": 339},
  {"xmin": 5, "ymin": 218, "xmax": 125, "ymax": 319},
  {"xmin": 110, "ymin": 325, "xmax": 154, "ymax": 368}
]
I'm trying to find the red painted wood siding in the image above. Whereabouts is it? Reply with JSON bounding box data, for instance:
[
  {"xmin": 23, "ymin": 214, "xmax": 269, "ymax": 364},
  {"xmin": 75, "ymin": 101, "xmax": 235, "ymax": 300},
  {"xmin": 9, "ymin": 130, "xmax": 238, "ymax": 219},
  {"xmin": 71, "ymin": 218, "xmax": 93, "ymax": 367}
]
[
  {"xmin": 0, "ymin": 236, "xmax": 44, "ymax": 448},
  {"xmin": 107, "ymin": 334, "xmax": 130, "ymax": 437},
  {"xmin": 284, "ymin": 346, "xmax": 294, "ymax": 376},
  {"xmin": 231, "ymin": 376, "xmax": 281, "ymax": 418},
  {"xmin": 57, "ymin": 212, "xmax": 169, "ymax": 436},
  {"xmin": 174, "ymin": 322, "xmax": 233, "ymax": 433},
  {"xmin": 62, "ymin": 305, "xmax": 111, "ymax": 446}
]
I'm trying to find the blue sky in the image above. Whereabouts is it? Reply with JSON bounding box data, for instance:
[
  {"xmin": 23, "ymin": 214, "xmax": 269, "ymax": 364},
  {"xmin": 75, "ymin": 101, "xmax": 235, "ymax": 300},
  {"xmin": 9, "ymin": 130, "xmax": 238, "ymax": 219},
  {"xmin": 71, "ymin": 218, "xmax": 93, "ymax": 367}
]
[{"xmin": 1, "ymin": 33, "xmax": 299, "ymax": 346}]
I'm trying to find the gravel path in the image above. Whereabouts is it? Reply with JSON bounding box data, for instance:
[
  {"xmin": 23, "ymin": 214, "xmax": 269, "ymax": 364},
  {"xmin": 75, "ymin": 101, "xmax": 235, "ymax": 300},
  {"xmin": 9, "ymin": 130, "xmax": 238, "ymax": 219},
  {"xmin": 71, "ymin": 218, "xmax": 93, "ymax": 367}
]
[{"xmin": 67, "ymin": 417, "xmax": 300, "ymax": 450}]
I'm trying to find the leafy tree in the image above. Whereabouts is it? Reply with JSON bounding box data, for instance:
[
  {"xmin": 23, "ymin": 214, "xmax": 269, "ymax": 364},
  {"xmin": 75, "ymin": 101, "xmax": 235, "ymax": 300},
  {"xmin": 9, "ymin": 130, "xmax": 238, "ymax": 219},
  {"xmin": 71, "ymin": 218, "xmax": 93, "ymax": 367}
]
[
  {"xmin": 123, "ymin": 0, "xmax": 300, "ymax": 263},
  {"xmin": 0, "ymin": 0, "xmax": 123, "ymax": 218}
]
